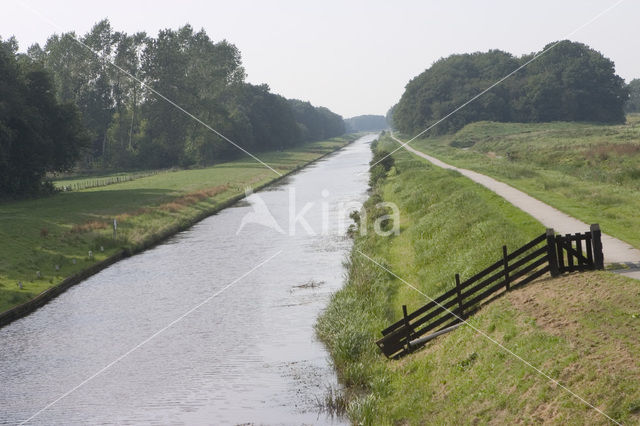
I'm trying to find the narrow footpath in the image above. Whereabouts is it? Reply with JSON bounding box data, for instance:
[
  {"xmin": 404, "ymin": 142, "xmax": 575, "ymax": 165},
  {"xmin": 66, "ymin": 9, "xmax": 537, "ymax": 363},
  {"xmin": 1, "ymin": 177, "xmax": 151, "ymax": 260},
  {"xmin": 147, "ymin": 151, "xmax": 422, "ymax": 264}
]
[{"xmin": 390, "ymin": 133, "xmax": 640, "ymax": 279}]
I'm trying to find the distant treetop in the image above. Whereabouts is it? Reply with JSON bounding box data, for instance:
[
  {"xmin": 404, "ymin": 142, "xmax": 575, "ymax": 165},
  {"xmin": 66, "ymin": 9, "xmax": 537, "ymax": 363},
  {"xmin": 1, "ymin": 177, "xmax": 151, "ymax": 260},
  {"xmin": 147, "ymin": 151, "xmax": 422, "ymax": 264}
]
[
  {"xmin": 344, "ymin": 115, "xmax": 388, "ymax": 132},
  {"xmin": 625, "ymin": 79, "xmax": 640, "ymax": 113},
  {"xmin": 392, "ymin": 40, "xmax": 629, "ymax": 135}
]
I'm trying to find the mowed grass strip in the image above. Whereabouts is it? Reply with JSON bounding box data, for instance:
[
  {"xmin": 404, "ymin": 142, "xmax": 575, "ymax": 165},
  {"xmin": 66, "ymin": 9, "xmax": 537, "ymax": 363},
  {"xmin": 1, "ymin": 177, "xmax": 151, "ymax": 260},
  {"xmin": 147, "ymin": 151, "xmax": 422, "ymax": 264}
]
[
  {"xmin": 0, "ymin": 136, "xmax": 354, "ymax": 313},
  {"xmin": 407, "ymin": 115, "xmax": 640, "ymax": 248},
  {"xmin": 317, "ymin": 135, "xmax": 640, "ymax": 424}
]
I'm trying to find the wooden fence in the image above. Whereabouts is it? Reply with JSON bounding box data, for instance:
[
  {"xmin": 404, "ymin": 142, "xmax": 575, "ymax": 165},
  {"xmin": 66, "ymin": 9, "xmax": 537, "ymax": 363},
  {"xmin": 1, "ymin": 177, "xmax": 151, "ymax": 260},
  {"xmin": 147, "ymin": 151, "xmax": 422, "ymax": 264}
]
[
  {"xmin": 376, "ymin": 224, "xmax": 604, "ymax": 359},
  {"xmin": 56, "ymin": 170, "xmax": 168, "ymax": 192}
]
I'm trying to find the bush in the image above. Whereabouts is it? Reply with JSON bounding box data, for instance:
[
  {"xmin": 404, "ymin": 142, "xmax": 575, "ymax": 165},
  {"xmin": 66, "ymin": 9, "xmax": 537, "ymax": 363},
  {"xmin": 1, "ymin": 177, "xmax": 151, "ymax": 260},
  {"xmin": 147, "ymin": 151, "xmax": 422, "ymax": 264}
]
[
  {"xmin": 370, "ymin": 150, "xmax": 395, "ymax": 172},
  {"xmin": 369, "ymin": 165, "xmax": 387, "ymax": 187}
]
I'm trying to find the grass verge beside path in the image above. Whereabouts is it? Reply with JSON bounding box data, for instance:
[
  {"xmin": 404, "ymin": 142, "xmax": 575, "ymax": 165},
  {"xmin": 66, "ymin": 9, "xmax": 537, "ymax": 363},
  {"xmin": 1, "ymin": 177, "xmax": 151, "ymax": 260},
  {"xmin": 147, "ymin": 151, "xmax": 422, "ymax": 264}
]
[
  {"xmin": 0, "ymin": 135, "xmax": 357, "ymax": 315},
  {"xmin": 317, "ymin": 134, "xmax": 640, "ymax": 424},
  {"xmin": 407, "ymin": 116, "xmax": 640, "ymax": 248}
]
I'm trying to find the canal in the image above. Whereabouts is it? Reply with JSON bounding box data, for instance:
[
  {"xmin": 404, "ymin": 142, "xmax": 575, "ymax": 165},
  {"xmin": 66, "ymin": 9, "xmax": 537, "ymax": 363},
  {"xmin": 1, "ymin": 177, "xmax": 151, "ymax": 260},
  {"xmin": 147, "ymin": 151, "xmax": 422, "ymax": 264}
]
[{"xmin": 0, "ymin": 134, "xmax": 376, "ymax": 425}]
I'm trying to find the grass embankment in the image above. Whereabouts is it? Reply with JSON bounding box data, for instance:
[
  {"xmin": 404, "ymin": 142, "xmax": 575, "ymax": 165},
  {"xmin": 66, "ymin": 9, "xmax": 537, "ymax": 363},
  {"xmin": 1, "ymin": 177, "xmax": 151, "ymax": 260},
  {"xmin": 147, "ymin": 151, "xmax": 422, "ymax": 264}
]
[
  {"xmin": 405, "ymin": 115, "xmax": 640, "ymax": 248},
  {"xmin": 317, "ymin": 135, "xmax": 640, "ymax": 424},
  {"xmin": 0, "ymin": 136, "xmax": 356, "ymax": 314}
]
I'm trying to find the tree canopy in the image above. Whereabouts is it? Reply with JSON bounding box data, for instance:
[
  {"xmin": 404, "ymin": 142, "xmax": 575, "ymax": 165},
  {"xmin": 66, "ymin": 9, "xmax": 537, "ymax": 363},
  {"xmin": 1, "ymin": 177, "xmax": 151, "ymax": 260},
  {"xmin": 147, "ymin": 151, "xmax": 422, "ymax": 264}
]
[
  {"xmin": 25, "ymin": 20, "xmax": 345, "ymax": 170},
  {"xmin": 392, "ymin": 41, "xmax": 629, "ymax": 135},
  {"xmin": 0, "ymin": 39, "xmax": 88, "ymax": 197},
  {"xmin": 625, "ymin": 79, "xmax": 640, "ymax": 113},
  {"xmin": 288, "ymin": 99, "xmax": 345, "ymax": 142}
]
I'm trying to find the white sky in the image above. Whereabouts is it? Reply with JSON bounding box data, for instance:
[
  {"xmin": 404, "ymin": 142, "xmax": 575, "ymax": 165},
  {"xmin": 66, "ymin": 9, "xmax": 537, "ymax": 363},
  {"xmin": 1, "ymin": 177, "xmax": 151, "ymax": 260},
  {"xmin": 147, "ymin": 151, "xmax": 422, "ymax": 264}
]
[{"xmin": 2, "ymin": 0, "xmax": 638, "ymax": 118}]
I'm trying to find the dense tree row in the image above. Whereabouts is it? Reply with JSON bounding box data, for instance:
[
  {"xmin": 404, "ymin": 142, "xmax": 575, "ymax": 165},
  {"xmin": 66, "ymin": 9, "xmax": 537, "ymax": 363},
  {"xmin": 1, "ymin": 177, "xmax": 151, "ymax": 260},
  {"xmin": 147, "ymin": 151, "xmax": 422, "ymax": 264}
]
[
  {"xmin": 288, "ymin": 99, "xmax": 345, "ymax": 142},
  {"xmin": 344, "ymin": 115, "xmax": 388, "ymax": 132},
  {"xmin": 24, "ymin": 20, "xmax": 344, "ymax": 170},
  {"xmin": 392, "ymin": 41, "xmax": 629, "ymax": 135},
  {"xmin": 0, "ymin": 39, "xmax": 87, "ymax": 196}
]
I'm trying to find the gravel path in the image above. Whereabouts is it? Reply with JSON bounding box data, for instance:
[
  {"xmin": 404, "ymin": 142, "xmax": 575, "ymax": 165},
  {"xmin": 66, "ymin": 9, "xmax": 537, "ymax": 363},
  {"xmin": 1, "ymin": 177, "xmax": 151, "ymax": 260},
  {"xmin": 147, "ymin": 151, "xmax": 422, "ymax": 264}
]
[{"xmin": 390, "ymin": 134, "xmax": 640, "ymax": 279}]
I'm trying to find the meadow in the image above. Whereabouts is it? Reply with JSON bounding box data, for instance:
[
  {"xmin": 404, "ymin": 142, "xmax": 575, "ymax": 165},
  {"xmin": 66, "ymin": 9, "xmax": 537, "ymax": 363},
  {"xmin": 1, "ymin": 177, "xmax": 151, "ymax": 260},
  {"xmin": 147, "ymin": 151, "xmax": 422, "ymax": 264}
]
[
  {"xmin": 317, "ymin": 135, "xmax": 640, "ymax": 424},
  {"xmin": 0, "ymin": 136, "xmax": 354, "ymax": 314}
]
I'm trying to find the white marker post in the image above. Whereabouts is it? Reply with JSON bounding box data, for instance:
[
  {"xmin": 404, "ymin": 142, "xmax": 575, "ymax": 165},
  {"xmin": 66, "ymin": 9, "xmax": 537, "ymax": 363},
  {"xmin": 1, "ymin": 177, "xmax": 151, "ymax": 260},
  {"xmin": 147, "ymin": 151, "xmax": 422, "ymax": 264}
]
[{"xmin": 113, "ymin": 218, "xmax": 117, "ymax": 240}]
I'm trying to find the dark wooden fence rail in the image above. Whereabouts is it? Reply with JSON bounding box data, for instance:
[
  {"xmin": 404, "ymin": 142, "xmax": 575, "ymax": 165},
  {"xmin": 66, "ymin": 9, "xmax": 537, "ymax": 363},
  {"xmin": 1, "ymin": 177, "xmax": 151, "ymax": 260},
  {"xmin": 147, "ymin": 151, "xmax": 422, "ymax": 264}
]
[{"xmin": 376, "ymin": 224, "xmax": 604, "ymax": 359}]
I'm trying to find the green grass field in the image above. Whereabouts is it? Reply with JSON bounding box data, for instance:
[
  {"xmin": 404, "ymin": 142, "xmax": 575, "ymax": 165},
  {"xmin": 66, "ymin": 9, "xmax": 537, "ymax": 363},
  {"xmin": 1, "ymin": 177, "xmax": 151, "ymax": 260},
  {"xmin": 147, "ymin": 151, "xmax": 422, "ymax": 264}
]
[
  {"xmin": 0, "ymin": 136, "xmax": 355, "ymax": 314},
  {"xmin": 404, "ymin": 115, "xmax": 640, "ymax": 248},
  {"xmin": 317, "ymin": 135, "xmax": 640, "ymax": 424}
]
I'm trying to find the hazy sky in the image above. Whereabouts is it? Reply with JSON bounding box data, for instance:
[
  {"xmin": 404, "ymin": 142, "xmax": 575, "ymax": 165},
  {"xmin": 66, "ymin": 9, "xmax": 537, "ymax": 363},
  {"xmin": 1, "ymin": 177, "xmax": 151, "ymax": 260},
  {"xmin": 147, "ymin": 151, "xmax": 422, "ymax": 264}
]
[{"xmin": 2, "ymin": 1, "xmax": 638, "ymax": 118}]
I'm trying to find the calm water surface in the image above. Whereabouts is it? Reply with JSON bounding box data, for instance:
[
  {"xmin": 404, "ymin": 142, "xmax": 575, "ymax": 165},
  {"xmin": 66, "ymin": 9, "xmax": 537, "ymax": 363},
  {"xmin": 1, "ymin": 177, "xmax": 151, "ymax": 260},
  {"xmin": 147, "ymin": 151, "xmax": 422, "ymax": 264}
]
[{"xmin": 0, "ymin": 134, "xmax": 376, "ymax": 425}]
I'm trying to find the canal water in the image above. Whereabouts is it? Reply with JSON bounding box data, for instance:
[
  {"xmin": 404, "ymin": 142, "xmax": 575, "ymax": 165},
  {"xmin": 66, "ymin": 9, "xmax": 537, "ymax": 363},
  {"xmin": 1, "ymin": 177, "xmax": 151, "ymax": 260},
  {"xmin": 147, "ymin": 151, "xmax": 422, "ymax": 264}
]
[{"xmin": 0, "ymin": 134, "xmax": 375, "ymax": 425}]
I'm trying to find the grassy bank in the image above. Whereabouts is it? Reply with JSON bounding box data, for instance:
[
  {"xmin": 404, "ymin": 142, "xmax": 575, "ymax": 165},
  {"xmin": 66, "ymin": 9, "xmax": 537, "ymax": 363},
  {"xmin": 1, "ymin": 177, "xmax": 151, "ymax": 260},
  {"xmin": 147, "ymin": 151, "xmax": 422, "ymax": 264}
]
[
  {"xmin": 405, "ymin": 115, "xmax": 640, "ymax": 248},
  {"xmin": 317, "ymin": 134, "xmax": 640, "ymax": 424},
  {"xmin": 0, "ymin": 135, "xmax": 357, "ymax": 315}
]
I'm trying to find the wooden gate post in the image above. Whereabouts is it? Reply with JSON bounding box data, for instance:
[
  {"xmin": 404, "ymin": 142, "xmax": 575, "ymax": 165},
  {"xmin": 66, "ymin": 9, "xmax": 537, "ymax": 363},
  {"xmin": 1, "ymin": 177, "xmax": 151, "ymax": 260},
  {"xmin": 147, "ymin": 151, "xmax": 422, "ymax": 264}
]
[
  {"xmin": 546, "ymin": 228, "xmax": 560, "ymax": 277},
  {"xmin": 556, "ymin": 235, "xmax": 566, "ymax": 273},
  {"xmin": 590, "ymin": 224, "xmax": 604, "ymax": 270}
]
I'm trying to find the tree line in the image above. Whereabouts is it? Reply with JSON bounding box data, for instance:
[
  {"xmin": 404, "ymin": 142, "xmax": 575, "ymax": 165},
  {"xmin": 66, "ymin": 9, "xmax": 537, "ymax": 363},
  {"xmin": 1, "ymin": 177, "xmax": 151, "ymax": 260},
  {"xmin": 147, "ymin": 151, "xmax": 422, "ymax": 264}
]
[
  {"xmin": 1, "ymin": 20, "xmax": 345, "ymax": 196},
  {"xmin": 391, "ymin": 40, "xmax": 630, "ymax": 135},
  {"xmin": 344, "ymin": 115, "xmax": 388, "ymax": 132}
]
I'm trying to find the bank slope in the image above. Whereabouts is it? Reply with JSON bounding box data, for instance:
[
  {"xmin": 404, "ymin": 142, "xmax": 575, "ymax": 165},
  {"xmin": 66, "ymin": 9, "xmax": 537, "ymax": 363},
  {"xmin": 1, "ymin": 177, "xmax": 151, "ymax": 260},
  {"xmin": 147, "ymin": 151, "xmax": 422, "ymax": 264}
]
[{"xmin": 317, "ymin": 134, "xmax": 640, "ymax": 424}]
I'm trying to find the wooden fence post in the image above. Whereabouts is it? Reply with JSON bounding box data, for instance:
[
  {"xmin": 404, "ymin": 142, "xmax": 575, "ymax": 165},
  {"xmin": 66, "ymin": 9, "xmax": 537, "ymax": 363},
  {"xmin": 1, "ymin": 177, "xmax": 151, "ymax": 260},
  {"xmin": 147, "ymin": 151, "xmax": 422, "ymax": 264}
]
[
  {"xmin": 590, "ymin": 224, "xmax": 604, "ymax": 270},
  {"xmin": 502, "ymin": 245, "xmax": 510, "ymax": 290},
  {"xmin": 546, "ymin": 228, "xmax": 560, "ymax": 277},
  {"xmin": 402, "ymin": 305, "xmax": 411, "ymax": 350},
  {"xmin": 455, "ymin": 274, "xmax": 464, "ymax": 318}
]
